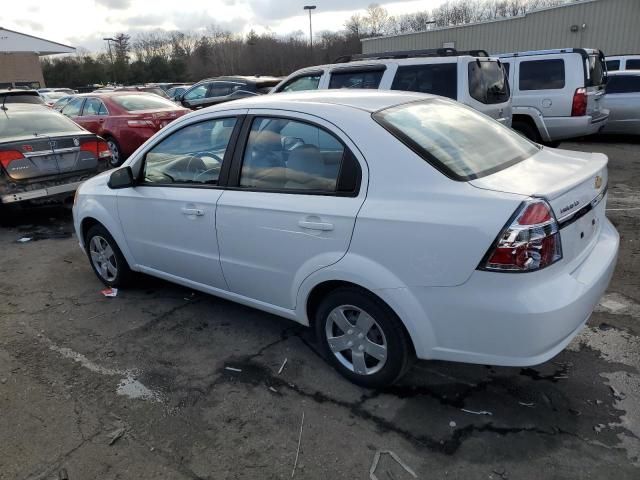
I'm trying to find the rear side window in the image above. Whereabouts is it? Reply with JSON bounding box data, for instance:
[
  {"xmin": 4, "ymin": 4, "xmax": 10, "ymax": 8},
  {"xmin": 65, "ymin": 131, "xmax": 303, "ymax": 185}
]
[
  {"xmin": 519, "ymin": 59, "xmax": 565, "ymax": 90},
  {"xmin": 184, "ymin": 84, "xmax": 208, "ymax": 100},
  {"xmin": 391, "ymin": 64, "xmax": 457, "ymax": 99},
  {"xmin": 329, "ymin": 69, "xmax": 383, "ymax": 89},
  {"xmin": 626, "ymin": 59, "xmax": 640, "ymax": 69},
  {"xmin": 278, "ymin": 73, "xmax": 322, "ymax": 93},
  {"xmin": 606, "ymin": 75, "xmax": 640, "ymax": 94},
  {"xmin": 606, "ymin": 60, "xmax": 620, "ymax": 71},
  {"xmin": 240, "ymin": 117, "xmax": 349, "ymax": 192},
  {"xmin": 373, "ymin": 98, "xmax": 539, "ymax": 181},
  {"xmin": 468, "ymin": 61, "xmax": 510, "ymax": 104}
]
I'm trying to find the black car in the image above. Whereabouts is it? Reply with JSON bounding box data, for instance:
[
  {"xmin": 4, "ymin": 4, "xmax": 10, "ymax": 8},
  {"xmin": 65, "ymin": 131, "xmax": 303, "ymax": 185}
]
[
  {"xmin": 0, "ymin": 104, "xmax": 112, "ymax": 208},
  {"xmin": 0, "ymin": 89, "xmax": 45, "ymax": 106},
  {"xmin": 178, "ymin": 76, "xmax": 282, "ymax": 110}
]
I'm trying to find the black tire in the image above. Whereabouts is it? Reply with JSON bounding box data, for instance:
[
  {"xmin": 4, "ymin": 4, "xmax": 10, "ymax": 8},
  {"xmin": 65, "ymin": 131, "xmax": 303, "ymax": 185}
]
[
  {"xmin": 85, "ymin": 224, "xmax": 132, "ymax": 287},
  {"xmin": 542, "ymin": 140, "xmax": 562, "ymax": 148},
  {"xmin": 314, "ymin": 287, "xmax": 413, "ymax": 388},
  {"xmin": 105, "ymin": 137, "xmax": 124, "ymax": 167},
  {"xmin": 512, "ymin": 119, "xmax": 541, "ymax": 143}
]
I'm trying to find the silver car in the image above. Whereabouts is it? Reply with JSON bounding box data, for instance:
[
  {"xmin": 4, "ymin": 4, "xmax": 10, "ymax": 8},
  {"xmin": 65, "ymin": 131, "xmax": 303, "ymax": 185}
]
[{"xmin": 601, "ymin": 70, "xmax": 640, "ymax": 135}]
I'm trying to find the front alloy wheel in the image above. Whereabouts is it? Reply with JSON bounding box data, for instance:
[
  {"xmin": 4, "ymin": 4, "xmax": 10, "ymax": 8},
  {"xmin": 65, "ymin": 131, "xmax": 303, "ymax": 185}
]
[
  {"xmin": 316, "ymin": 288, "xmax": 412, "ymax": 388},
  {"xmin": 89, "ymin": 235, "xmax": 118, "ymax": 282}
]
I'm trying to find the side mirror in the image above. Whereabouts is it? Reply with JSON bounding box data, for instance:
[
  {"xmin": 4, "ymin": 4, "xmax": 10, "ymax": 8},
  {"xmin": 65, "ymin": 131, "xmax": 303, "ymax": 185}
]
[{"xmin": 108, "ymin": 166, "xmax": 135, "ymax": 189}]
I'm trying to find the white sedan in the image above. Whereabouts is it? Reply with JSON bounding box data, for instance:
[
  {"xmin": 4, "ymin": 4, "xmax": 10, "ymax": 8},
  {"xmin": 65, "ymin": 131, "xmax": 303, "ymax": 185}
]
[{"xmin": 73, "ymin": 90, "xmax": 619, "ymax": 387}]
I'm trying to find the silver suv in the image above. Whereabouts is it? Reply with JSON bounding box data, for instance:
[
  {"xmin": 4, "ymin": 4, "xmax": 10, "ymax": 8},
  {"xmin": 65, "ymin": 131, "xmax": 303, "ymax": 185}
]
[
  {"xmin": 499, "ymin": 48, "xmax": 609, "ymax": 144},
  {"xmin": 271, "ymin": 48, "xmax": 512, "ymax": 126}
]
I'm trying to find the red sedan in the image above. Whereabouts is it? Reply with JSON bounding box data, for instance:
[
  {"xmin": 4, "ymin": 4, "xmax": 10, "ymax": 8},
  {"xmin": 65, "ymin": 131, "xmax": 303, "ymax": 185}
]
[{"xmin": 59, "ymin": 92, "xmax": 189, "ymax": 166}]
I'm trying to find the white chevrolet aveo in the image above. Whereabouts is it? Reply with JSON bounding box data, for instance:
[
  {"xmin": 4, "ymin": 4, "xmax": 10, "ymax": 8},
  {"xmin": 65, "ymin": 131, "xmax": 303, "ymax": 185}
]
[{"xmin": 73, "ymin": 90, "xmax": 619, "ymax": 388}]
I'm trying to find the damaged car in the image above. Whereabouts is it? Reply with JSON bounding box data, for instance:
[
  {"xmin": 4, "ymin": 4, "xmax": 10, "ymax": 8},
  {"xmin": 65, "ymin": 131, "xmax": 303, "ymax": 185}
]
[{"xmin": 1, "ymin": 104, "xmax": 112, "ymax": 209}]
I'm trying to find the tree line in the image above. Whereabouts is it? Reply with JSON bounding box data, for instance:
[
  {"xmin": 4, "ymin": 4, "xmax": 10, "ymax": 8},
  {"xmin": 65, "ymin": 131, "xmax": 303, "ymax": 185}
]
[{"xmin": 42, "ymin": 0, "xmax": 568, "ymax": 88}]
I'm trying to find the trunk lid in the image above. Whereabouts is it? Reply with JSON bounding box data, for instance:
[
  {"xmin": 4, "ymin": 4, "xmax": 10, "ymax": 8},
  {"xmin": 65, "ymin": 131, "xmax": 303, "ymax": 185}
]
[
  {"xmin": 470, "ymin": 147, "xmax": 608, "ymax": 264},
  {"xmin": 128, "ymin": 108, "xmax": 188, "ymax": 131}
]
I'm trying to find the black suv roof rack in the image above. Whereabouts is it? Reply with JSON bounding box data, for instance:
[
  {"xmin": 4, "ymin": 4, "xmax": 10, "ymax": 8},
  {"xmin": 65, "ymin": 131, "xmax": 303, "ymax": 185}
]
[{"xmin": 333, "ymin": 48, "xmax": 489, "ymax": 63}]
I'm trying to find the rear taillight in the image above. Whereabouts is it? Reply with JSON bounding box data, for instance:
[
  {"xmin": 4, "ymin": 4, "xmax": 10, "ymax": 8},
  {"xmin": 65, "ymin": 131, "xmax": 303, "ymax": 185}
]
[
  {"xmin": 127, "ymin": 119, "xmax": 155, "ymax": 128},
  {"xmin": 80, "ymin": 140, "xmax": 112, "ymax": 159},
  {"xmin": 479, "ymin": 199, "xmax": 562, "ymax": 272},
  {"xmin": 571, "ymin": 87, "xmax": 587, "ymax": 116},
  {"xmin": 0, "ymin": 150, "xmax": 25, "ymax": 169}
]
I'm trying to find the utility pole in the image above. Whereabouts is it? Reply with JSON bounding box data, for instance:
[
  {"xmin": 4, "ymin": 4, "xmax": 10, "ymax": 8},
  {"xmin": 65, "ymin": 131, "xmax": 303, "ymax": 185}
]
[
  {"xmin": 303, "ymin": 5, "xmax": 316, "ymax": 51},
  {"xmin": 103, "ymin": 37, "xmax": 116, "ymax": 84}
]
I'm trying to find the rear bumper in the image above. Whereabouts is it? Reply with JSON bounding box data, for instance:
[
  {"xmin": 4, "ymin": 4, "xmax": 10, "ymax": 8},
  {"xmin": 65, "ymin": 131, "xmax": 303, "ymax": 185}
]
[
  {"xmin": 544, "ymin": 111, "xmax": 609, "ymax": 141},
  {"xmin": 383, "ymin": 218, "xmax": 619, "ymax": 365},
  {"xmin": 1, "ymin": 181, "xmax": 81, "ymax": 204}
]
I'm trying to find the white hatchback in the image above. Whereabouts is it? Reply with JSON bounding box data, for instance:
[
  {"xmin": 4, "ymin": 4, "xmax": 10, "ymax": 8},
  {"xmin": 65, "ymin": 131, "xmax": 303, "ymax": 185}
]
[{"xmin": 73, "ymin": 91, "xmax": 619, "ymax": 387}]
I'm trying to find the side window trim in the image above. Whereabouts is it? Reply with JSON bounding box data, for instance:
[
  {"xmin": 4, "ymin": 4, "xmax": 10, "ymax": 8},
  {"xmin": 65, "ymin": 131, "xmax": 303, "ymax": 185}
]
[
  {"xmin": 136, "ymin": 114, "xmax": 245, "ymax": 189},
  {"xmin": 277, "ymin": 71, "xmax": 323, "ymax": 92},
  {"xmin": 226, "ymin": 114, "xmax": 362, "ymax": 197}
]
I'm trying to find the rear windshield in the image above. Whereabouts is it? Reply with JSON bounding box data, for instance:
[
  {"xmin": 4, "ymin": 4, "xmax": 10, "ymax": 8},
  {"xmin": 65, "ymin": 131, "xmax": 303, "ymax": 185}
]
[
  {"xmin": 1, "ymin": 94, "xmax": 45, "ymax": 105},
  {"xmin": 468, "ymin": 60, "xmax": 510, "ymax": 104},
  {"xmin": 587, "ymin": 54, "xmax": 605, "ymax": 86},
  {"xmin": 0, "ymin": 108, "xmax": 83, "ymax": 137},
  {"xmin": 112, "ymin": 94, "xmax": 178, "ymax": 111},
  {"xmin": 43, "ymin": 91, "xmax": 68, "ymax": 100},
  {"xmin": 373, "ymin": 98, "xmax": 539, "ymax": 181}
]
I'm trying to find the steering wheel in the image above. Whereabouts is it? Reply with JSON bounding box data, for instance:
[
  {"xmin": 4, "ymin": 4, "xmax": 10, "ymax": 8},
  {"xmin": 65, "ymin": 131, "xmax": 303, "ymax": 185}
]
[{"xmin": 186, "ymin": 151, "xmax": 223, "ymax": 182}]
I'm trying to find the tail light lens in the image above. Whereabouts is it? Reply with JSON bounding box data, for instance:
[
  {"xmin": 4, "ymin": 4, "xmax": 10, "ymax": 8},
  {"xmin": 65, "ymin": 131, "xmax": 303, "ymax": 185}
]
[
  {"xmin": 571, "ymin": 88, "xmax": 587, "ymax": 116},
  {"xmin": 127, "ymin": 119, "xmax": 155, "ymax": 128},
  {"xmin": 80, "ymin": 139, "xmax": 112, "ymax": 159},
  {"xmin": 0, "ymin": 150, "xmax": 25, "ymax": 169},
  {"xmin": 479, "ymin": 199, "xmax": 562, "ymax": 272}
]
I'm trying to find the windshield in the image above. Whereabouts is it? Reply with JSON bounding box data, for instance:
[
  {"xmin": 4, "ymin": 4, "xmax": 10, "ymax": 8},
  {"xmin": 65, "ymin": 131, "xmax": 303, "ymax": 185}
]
[
  {"xmin": 2, "ymin": 94, "xmax": 45, "ymax": 105},
  {"xmin": 587, "ymin": 54, "xmax": 606, "ymax": 86},
  {"xmin": 112, "ymin": 94, "xmax": 178, "ymax": 111},
  {"xmin": 468, "ymin": 60, "xmax": 510, "ymax": 104},
  {"xmin": 373, "ymin": 98, "xmax": 539, "ymax": 181},
  {"xmin": 0, "ymin": 108, "xmax": 83, "ymax": 137}
]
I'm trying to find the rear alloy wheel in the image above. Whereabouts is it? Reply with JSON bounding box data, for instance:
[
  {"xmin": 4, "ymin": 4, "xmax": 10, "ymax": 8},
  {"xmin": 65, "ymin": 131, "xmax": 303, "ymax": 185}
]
[
  {"xmin": 512, "ymin": 120, "xmax": 541, "ymax": 143},
  {"xmin": 85, "ymin": 224, "xmax": 132, "ymax": 287},
  {"xmin": 106, "ymin": 138, "xmax": 123, "ymax": 167},
  {"xmin": 315, "ymin": 288, "xmax": 412, "ymax": 388}
]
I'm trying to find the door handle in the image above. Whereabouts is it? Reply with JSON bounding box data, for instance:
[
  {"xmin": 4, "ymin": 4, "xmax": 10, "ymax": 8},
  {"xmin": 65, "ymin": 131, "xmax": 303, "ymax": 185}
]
[
  {"xmin": 182, "ymin": 207, "xmax": 204, "ymax": 216},
  {"xmin": 298, "ymin": 220, "xmax": 334, "ymax": 231}
]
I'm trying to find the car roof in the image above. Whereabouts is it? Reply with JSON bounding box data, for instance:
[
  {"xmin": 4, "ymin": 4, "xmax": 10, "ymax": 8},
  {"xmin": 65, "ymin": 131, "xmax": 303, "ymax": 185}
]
[
  {"xmin": 0, "ymin": 103, "xmax": 54, "ymax": 113},
  {"xmin": 608, "ymin": 70, "xmax": 640, "ymax": 76},
  {"xmin": 75, "ymin": 91, "xmax": 162, "ymax": 98},
  {"xmin": 197, "ymin": 75, "xmax": 282, "ymax": 84},
  {"xmin": 206, "ymin": 89, "xmax": 433, "ymax": 113}
]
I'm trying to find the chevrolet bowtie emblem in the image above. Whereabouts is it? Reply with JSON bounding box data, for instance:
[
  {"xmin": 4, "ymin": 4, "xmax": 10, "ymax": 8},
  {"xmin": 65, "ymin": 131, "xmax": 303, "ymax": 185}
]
[{"xmin": 595, "ymin": 175, "xmax": 603, "ymax": 189}]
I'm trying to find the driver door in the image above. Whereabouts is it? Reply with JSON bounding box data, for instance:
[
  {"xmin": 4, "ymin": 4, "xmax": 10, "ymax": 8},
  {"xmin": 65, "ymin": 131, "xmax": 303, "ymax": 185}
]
[{"xmin": 116, "ymin": 114, "xmax": 243, "ymax": 290}]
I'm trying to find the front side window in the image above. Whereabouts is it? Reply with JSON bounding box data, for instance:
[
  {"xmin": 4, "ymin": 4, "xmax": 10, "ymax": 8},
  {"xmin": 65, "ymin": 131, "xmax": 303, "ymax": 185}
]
[
  {"xmin": 62, "ymin": 97, "xmax": 85, "ymax": 117},
  {"xmin": 468, "ymin": 60, "xmax": 510, "ymax": 104},
  {"xmin": 605, "ymin": 75, "xmax": 640, "ymax": 94},
  {"xmin": 143, "ymin": 118, "xmax": 237, "ymax": 185},
  {"xmin": 391, "ymin": 63, "xmax": 457, "ymax": 99},
  {"xmin": 329, "ymin": 69, "xmax": 383, "ymax": 89},
  {"xmin": 626, "ymin": 59, "xmax": 640, "ymax": 69},
  {"xmin": 373, "ymin": 98, "xmax": 539, "ymax": 181},
  {"xmin": 184, "ymin": 84, "xmax": 208, "ymax": 101},
  {"xmin": 279, "ymin": 73, "xmax": 322, "ymax": 93},
  {"xmin": 519, "ymin": 59, "xmax": 565, "ymax": 90},
  {"xmin": 606, "ymin": 60, "xmax": 620, "ymax": 71},
  {"xmin": 240, "ymin": 117, "xmax": 345, "ymax": 192}
]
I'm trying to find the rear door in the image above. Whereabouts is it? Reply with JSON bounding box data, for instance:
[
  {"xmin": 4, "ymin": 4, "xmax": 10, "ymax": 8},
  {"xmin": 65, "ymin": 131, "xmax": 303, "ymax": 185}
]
[
  {"xmin": 514, "ymin": 57, "xmax": 571, "ymax": 117},
  {"xmin": 117, "ymin": 113, "xmax": 244, "ymax": 289},
  {"xmin": 60, "ymin": 97, "xmax": 86, "ymax": 124},
  {"xmin": 78, "ymin": 97, "xmax": 108, "ymax": 134},
  {"xmin": 215, "ymin": 111, "xmax": 366, "ymax": 309},
  {"xmin": 464, "ymin": 58, "xmax": 512, "ymax": 125}
]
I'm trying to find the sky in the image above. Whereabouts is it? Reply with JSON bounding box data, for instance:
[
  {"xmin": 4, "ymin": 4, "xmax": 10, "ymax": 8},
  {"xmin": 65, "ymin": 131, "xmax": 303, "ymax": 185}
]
[{"xmin": 2, "ymin": 0, "xmax": 447, "ymax": 53}]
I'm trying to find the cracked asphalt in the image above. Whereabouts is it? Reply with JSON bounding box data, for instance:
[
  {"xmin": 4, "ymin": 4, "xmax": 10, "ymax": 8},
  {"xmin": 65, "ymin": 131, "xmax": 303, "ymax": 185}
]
[{"xmin": 1, "ymin": 136, "xmax": 639, "ymax": 479}]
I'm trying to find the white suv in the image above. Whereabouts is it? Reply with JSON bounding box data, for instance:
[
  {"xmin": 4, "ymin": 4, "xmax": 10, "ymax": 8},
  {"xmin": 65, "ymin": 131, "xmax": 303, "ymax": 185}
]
[
  {"xmin": 271, "ymin": 48, "xmax": 512, "ymax": 126},
  {"xmin": 499, "ymin": 48, "xmax": 609, "ymax": 144},
  {"xmin": 606, "ymin": 55, "xmax": 640, "ymax": 72}
]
